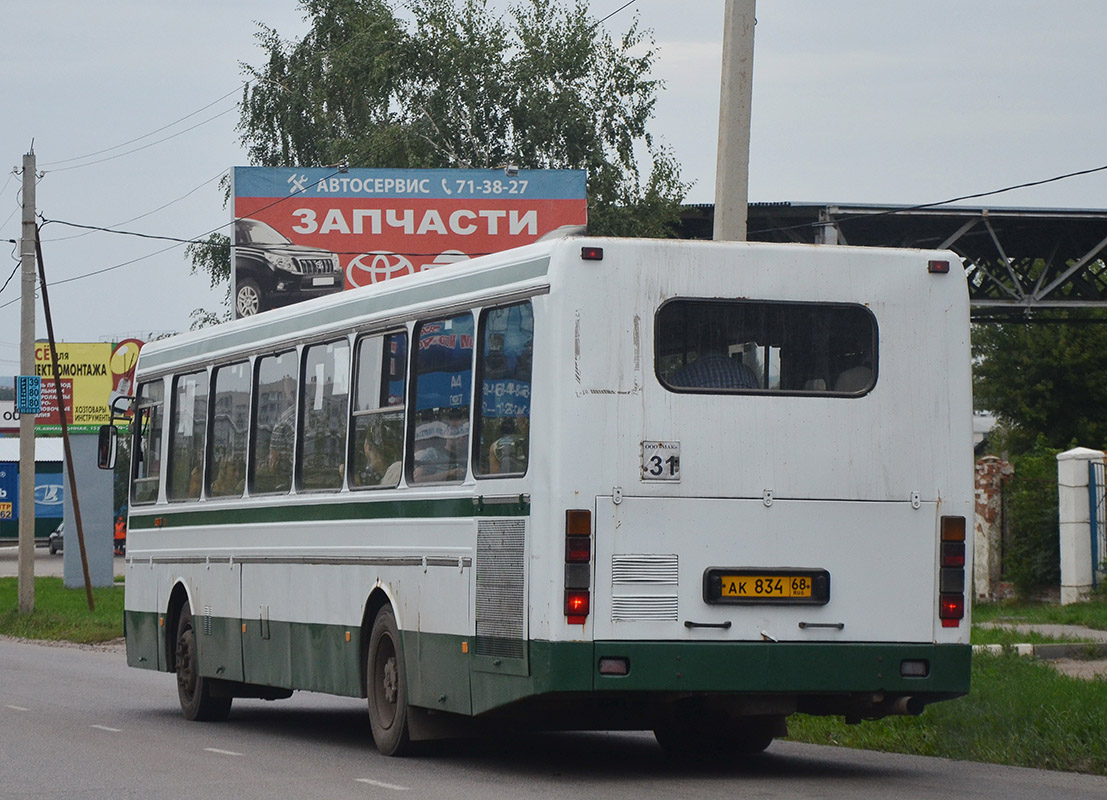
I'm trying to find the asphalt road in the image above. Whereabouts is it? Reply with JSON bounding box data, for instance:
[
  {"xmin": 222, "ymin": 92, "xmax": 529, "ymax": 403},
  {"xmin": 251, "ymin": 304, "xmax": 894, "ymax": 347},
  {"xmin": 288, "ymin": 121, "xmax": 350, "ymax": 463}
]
[
  {"xmin": 0, "ymin": 544, "xmax": 123, "ymax": 580},
  {"xmin": 2, "ymin": 638, "xmax": 1107, "ymax": 800}
]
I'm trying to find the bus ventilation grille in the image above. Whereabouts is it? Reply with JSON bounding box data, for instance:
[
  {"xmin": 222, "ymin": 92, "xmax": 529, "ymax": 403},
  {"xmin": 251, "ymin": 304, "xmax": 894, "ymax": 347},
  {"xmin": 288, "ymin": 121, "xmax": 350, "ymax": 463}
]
[
  {"xmin": 475, "ymin": 519, "xmax": 526, "ymax": 659},
  {"xmin": 611, "ymin": 555, "xmax": 678, "ymax": 621}
]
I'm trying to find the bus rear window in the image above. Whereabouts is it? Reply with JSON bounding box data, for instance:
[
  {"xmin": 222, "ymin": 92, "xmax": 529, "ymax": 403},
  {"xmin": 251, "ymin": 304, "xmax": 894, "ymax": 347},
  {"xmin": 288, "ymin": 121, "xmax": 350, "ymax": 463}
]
[{"xmin": 656, "ymin": 299, "xmax": 877, "ymax": 395}]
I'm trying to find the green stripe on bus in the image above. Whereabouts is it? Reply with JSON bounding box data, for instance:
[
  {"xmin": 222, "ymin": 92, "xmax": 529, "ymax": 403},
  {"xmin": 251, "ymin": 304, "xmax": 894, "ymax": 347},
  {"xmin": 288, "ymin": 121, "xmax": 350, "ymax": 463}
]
[
  {"xmin": 129, "ymin": 496, "xmax": 530, "ymax": 529},
  {"xmin": 126, "ymin": 607, "xmax": 970, "ymax": 717}
]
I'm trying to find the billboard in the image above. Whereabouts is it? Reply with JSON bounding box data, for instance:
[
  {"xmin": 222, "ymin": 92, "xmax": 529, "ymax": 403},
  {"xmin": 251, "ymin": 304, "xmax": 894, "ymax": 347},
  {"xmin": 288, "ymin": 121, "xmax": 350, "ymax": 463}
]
[
  {"xmin": 0, "ymin": 339, "xmax": 143, "ymax": 435},
  {"xmin": 231, "ymin": 167, "xmax": 587, "ymax": 317}
]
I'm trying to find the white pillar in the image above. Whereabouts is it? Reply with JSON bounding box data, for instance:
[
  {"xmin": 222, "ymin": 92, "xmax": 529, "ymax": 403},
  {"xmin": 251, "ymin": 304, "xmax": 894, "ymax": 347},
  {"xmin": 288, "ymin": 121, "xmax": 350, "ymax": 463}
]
[{"xmin": 1057, "ymin": 447, "xmax": 1104, "ymax": 605}]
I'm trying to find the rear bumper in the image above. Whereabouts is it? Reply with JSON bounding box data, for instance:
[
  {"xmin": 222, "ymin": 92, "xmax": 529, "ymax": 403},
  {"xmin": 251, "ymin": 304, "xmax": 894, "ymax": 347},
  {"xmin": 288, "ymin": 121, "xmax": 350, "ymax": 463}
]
[
  {"xmin": 590, "ymin": 640, "xmax": 971, "ymax": 696},
  {"xmin": 471, "ymin": 638, "xmax": 970, "ymax": 717}
]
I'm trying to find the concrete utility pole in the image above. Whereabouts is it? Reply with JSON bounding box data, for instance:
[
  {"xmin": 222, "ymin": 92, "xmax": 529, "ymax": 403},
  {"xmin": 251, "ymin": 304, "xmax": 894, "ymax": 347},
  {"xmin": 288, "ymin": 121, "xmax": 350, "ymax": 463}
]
[
  {"xmin": 18, "ymin": 150, "xmax": 37, "ymax": 614},
  {"xmin": 713, "ymin": 0, "xmax": 756, "ymax": 242}
]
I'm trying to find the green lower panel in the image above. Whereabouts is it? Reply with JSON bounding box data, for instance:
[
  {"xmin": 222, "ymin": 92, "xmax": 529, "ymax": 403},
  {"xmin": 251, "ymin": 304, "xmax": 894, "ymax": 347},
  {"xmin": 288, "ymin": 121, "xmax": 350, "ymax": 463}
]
[
  {"xmin": 242, "ymin": 619, "xmax": 362, "ymax": 697},
  {"xmin": 405, "ymin": 630, "xmax": 471, "ymax": 715},
  {"xmin": 470, "ymin": 640, "xmax": 594, "ymax": 716},
  {"xmin": 124, "ymin": 611, "xmax": 970, "ymax": 718},
  {"xmin": 592, "ymin": 641, "xmax": 972, "ymax": 696},
  {"xmin": 124, "ymin": 610, "xmax": 161, "ymax": 671}
]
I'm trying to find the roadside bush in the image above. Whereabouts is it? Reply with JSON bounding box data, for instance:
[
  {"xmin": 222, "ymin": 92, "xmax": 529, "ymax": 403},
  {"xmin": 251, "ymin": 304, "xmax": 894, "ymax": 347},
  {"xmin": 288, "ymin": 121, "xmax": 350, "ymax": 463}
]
[{"xmin": 1004, "ymin": 438, "xmax": 1061, "ymax": 598}]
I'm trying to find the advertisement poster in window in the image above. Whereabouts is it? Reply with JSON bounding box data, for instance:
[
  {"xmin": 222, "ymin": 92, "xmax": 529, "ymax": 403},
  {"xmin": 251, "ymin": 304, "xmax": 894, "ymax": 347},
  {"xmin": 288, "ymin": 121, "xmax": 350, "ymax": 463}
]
[{"xmin": 231, "ymin": 167, "xmax": 586, "ymax": 318}]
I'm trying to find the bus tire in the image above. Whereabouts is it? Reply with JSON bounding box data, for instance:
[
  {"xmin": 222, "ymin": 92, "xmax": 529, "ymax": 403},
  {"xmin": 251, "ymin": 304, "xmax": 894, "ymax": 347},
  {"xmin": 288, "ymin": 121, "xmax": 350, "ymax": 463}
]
[
  {"xmin": 175, "ymin": 606, "xmax": 233, "ymax": 722},
  {"xmin": 366, "ymin": 605, "xmax": 412, "ymax": 756}
]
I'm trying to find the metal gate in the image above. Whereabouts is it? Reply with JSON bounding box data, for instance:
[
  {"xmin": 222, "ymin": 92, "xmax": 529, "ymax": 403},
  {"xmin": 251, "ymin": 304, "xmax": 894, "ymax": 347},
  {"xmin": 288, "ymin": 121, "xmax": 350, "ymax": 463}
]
[{"xmin": 1089, "ymin": 461, "xmax": 1107, "ymax": 588}]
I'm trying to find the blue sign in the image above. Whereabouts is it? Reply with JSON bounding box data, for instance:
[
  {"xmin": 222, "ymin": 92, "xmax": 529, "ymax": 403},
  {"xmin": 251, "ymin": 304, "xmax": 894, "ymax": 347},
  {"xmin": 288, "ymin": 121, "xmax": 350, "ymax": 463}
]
[
  {"xmin": 16, "ymin": 375, "xmax": 41, "ymax": 414},
  {"xmin": 234, "ymin": 167, "xmax": 586, "ymax": 201},
  {"xmin": 0, "ymin": 468, "xmax": 62, "ymax": 520}
]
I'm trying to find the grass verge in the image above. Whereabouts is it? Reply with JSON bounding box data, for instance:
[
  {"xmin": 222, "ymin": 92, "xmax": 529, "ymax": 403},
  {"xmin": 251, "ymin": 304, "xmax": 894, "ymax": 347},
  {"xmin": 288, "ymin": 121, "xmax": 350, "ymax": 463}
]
[
  {"xmin": 974, "ymin": 598, "xmax": 1107, "ymax": 630},
  {"xmin": 788, "ymin": 651, "xmax": 1107, "ymax": 775},
  {"xmin": 0, "ymin": 577, "xmax": 123, "ymax": 643}
]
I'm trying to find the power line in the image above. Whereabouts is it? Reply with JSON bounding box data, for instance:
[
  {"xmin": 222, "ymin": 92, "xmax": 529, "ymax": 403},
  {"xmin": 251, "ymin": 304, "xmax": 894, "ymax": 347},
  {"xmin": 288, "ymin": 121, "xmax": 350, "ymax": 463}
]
[
  {"xmin": 44, "ymin": 105, "xmax": 239, "ymax": 173},
  {"xmin": 43, "ymin": 169, "xmax": 228, "ymax": 242},
  {"xmin": 748, "ymin": 162, "xmax": 1107, "ymax": 238},
  {"xmin": 39, "ymin": 83, "xmax": 249, "ymax": 168},
  {"xmin": 595, "ymin": 0, "xmax": 638, "ymax": 28}
]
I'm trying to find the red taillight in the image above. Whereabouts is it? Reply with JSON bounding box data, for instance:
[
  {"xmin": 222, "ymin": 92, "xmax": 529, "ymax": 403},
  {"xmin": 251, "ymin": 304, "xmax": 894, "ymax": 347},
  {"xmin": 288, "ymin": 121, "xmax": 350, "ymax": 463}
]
[
  {"xmin": 566, "ymin": 590, "xmax": 590, "ymax": 624},
  {"xmin": 928, "ymin": 259, "xmax": 950, "ymax": 274},
  {"xmin": 941, "ymin": 541, "xmax": 966, "ymax": 567},
  {"xmin": 939, "ymin": 594, "xmax": 964, "ymax": 622},
  {"xmin": 565, "ymin": 510, "xmax": 592, "ymax": 624},
  {"xmin": 566, "ymin": 536, "xmax": 591, "ymax": 563},
  {"xmin": 580, "ymin": 246, "xmax": 604, "ymax": 261},
  {"xmin": 938, "ymin": 516, "xmax": 967, "ymax": 628}
]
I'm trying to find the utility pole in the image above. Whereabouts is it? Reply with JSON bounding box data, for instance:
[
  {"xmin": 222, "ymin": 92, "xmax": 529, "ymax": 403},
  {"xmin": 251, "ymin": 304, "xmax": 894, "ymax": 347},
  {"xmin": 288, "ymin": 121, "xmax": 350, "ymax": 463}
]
[
  {"xmin": 713, "ymin": 0, "xmax": 756, "ymax": 242},
  {"xmin": 18, "ymin": 150, "xmax": 37, "ymax": 614}
]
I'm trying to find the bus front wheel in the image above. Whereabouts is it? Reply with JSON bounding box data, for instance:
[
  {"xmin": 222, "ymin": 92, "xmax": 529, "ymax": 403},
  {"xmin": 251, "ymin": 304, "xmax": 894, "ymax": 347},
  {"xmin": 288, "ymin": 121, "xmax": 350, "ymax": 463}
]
[
  {"xmin": 366, "ymin": 606, "xmax": 412, "ymax": 756},
  {"xmin": 175, "ymin": 606, "xmax": 232, "ymax": 722}
]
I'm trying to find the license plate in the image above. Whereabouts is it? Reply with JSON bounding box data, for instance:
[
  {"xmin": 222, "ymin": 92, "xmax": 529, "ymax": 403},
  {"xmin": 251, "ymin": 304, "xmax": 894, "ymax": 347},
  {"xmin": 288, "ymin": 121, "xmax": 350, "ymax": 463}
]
[
  {"xmin": 721, "ymin": 574, "xmax": 812, "ymax": 598},
  {"xmin": 704, "ymin": 568, "xmax": 830, "ymax": 605},
  {"xmin": 312, "ymin": 276, "xmax": 336, "ymax": 286}
]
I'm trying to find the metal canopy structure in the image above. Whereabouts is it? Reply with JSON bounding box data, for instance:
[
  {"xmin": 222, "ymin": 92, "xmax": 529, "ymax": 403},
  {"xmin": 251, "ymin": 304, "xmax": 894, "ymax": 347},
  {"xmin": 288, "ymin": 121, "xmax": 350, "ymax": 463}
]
[{"xmin": 678, "ymin": 203, "xmax": 1107, "ymax": 317}]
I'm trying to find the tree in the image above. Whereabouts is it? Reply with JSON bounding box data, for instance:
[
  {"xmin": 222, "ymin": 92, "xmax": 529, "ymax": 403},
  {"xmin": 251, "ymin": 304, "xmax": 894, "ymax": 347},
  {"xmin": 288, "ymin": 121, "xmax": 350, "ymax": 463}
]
[
  {"xmin": 973, "ymin": 311, "xmax": 1107, "ymax": 454},
  {"xmin": 239, "ymin": 0, "xmax": 686, "ymax": 233},
  {"xmin": 192, "ymin": 0, "xmax": 687, "ymax": 322}
]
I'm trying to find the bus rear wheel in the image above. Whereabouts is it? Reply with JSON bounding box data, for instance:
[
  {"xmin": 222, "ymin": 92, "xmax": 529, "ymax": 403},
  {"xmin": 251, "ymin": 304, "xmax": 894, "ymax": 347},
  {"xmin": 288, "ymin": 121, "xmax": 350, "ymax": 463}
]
[
  {"xmin": 366, "ymin": 606, "xmax": 412, "ymax": 756},
  {"xmin": 175, "ymin": 606, "xmax": 232, "ymax": 722}
]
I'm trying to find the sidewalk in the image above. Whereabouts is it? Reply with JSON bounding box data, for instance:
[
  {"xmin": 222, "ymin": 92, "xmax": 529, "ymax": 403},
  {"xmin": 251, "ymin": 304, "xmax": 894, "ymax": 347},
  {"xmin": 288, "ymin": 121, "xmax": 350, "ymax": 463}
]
[{"xmin": 975, "ymin": 622, "xmax": 1107, "ymax": 681}]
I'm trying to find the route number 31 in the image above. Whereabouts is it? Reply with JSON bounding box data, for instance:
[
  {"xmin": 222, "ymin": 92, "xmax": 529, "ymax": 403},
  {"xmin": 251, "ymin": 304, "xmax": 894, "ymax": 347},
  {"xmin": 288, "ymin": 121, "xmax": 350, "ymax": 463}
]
[{"xmin": 641, "ymin": 441, "xmax": 680, "ymax": 482}]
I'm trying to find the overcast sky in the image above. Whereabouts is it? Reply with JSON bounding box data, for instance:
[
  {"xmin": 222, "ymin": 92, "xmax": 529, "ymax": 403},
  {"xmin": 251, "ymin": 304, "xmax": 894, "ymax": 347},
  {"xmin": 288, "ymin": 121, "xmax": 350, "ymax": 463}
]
[{"xmin": 2, "ymin": 0, "xmax": 1105, "ymax": 367}]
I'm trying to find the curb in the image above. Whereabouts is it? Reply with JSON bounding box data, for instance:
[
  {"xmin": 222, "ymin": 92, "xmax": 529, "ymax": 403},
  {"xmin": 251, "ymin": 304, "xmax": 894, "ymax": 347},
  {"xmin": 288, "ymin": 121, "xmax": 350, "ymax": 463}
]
[{"xmin": 973, "ymin": 642, "xmax": 1107, "ymax": 659}]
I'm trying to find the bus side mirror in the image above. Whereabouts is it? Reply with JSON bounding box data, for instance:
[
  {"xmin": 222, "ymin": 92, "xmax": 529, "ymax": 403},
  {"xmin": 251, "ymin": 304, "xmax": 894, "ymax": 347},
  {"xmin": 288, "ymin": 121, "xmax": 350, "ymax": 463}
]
[{"xmin": 97, "ymin": 424, "xmax": 117, "ymax": 470}]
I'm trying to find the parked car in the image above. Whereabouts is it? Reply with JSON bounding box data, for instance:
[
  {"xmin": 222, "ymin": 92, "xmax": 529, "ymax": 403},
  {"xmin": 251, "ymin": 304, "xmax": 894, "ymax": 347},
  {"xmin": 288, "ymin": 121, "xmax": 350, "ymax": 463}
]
[
  {"xmin": 234, "ymin": 218, "xmax": 343, "ymax": 317},
  {"xmin": 48, "ymin": 521, "xmax": 63, "ymax": 555}
]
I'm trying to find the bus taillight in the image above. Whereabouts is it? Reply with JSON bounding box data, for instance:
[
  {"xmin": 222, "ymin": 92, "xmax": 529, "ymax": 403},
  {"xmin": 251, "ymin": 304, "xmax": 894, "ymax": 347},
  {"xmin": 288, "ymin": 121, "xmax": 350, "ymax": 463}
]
[
  {"xmin": 565, "ymin": 510, "xmax": 592, "ymax": 624},
  {"xmin": 566, "ymin": 590, "xmax": 590, "ymax": 619},
  {"xmin": 939, "ymin": 516, "xmax": 966, "ymax": 628}
]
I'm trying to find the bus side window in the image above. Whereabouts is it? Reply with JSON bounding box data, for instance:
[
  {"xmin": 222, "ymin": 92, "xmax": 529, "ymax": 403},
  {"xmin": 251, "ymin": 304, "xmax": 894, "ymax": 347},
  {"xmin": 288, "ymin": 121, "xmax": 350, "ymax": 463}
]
[
  {"xmin": 167, "ymin": 371, "xmax": 209, "ymax": 501},
  {"xmin": 350, "ymin": 332, "xmax": 407, "ymax": 489},
  {"xmin": 409, "ymin": 313, "xmax": 474, "ymax": 484},
  {"xmin": 299, "ymin": 340, "xmax": 351, "ymax": 491},
  {"xmin": 251, "ymin": 351, "xmax": 298, "ymax": 495},
  {"xmin": 475, "ymin": 301, "xmax": 533, "ymax": 477},
  {"xmin": 132, "ymin": 380, "xmax": 165, "ymax": 505},
  {"xmin": 208, "ymin": 361, "xmax": 250, "ymax": 498}
]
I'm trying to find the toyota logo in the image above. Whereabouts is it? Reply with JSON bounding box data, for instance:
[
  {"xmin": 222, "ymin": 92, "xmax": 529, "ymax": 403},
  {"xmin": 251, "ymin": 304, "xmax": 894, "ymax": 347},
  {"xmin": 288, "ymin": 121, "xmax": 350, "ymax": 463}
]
[{"xmin": 346, "ymin": 252, "xmax": 416, "ymax": 287}]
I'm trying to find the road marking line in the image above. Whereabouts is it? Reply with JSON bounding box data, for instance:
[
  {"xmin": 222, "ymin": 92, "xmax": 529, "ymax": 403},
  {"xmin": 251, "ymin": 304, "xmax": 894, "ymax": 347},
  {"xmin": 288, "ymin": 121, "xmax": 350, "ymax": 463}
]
[
  {"xmin": 204, "ymin": 748, "xmax": 243, "ymax": 757},
  {"xmin": 5, "ymin": 705, "xmax": 30, "ymax": 712},
  {"xmin": 91, "ymin": 725, "xmax": 122, "ymax": 733},
  {"xmin": 356, "ymin": 779, "xmax": 410, "ymax": 791}
]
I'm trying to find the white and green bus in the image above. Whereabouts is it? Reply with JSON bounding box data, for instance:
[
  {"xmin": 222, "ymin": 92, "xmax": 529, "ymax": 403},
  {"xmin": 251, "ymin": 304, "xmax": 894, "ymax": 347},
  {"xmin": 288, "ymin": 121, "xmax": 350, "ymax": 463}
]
[{"xmin": 104, "ymin": 236, "xmax": 973, "ymax": 757}]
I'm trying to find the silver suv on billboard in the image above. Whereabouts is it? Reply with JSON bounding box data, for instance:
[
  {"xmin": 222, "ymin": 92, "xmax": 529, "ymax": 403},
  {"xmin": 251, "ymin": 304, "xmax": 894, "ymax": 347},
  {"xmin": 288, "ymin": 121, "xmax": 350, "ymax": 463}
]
[{"xmin": 234, "ymin": 218, "xmax": 343, "ymax": 317}]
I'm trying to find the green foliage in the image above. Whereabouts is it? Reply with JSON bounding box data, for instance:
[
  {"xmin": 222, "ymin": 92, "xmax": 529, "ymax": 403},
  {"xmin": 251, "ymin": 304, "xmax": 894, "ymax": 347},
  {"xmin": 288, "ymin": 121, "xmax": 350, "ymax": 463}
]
[
  {"xmin": 185, "ymin": 232, "xmax": 232, "ymax": 329},
  {"xmin": 789, "ymin": 652, "xmax": 1107, "ymax": 775},
  {"xmin": 973, "ymin": 310, "xmax": 1107, "ymax": 453},
  {"xmin": 0, "ymin": 577, "xmax": 124, "ymax": 643},
  {"xmin": 237, "ymin": 0, "xmax": 687, "ymax": 234},
  {"xmin": 192, "ymin": 0, "xmax": 688, "ymax": 323},
  {"xmin": 1001, "ymin": 438, "xmax": 1061, "ymax": 598}
]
